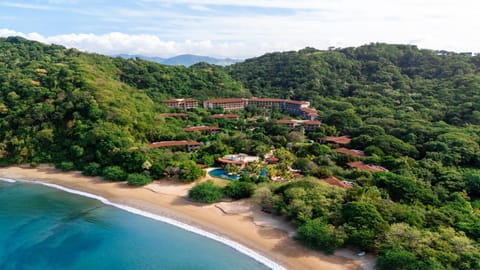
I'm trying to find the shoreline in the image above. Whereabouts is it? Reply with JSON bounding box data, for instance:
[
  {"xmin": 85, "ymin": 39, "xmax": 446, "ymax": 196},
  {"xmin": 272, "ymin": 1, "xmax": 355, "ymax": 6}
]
[{"xmin": 0, "ymin": 166, "xmax": 372, "ymax": 270}]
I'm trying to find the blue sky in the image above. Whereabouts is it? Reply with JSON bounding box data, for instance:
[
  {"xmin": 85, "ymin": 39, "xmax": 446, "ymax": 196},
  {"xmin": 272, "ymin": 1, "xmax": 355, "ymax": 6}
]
[{"xmin": 1, "ymin": 0, "xmax": 479, "ymax": 58}]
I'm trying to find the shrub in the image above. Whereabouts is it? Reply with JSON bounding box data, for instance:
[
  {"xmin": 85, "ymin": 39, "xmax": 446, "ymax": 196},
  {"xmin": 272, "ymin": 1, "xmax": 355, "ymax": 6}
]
[
  {"xmin": 82, "ymin": 162, "xmax": 102, "ymax": 176},
  {"xmin": 57, "ymin": 161, "xmax": 75, "ymax": 171},
  {"xmin": 178, "ymin": 161, "xmax": 205, "ymax": 182},
  {"xmin": 295, "ymin": 218, "xmax": 345, "ymax": 254},
  {"xmin": 149, "ymin": 163, "xmax": 165, "ymax": 179},
  {"xmin": 224, "ymin": 181, "xmax": 255, "ymax": 199},
  {"xmin": 127, "ymin": 173, "xmax": 153, "ymax": 186},
  {"xmin": 188, "ymin": 180, "xmax": 223, "ymax": 203},
  {"xmin": 102, "ymin": 166, "xmax": 127, "ymax": 181}
]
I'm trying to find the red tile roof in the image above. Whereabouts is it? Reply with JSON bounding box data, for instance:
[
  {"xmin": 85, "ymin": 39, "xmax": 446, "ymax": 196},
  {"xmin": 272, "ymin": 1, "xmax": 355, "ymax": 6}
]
[
  {"xmin": 323, "ymin": 136, "xmax": 351, "ymax": 145},
  {"xmin": 249, "ymin": 98, "xmax": 286, "ymax": 102},
  {"xmin": 347, "ymin": 161, "xmax": 388, "ymax": 172},
  {"xmin": 322, "ymin": 177, "xmax": 353, "ymax": 189},
  {"xmin": 276, "ymin": 119, "xmax": 297, "ymax": 124},
  {"xmin": 149, "ymin": 141, "xmax": 200, "ymax": 148},
  {"xmin": 335, "ymin": 148, "xmax": 366, "ymax": 157},
  {"xmin": 265, "ymin": 156, "xmax": 279, "ymax": 163},
  {"xmin": 183, "ymin": 126, "xmax": 221, "ymax": 132},
  {"xmin": 204, "ymin": 98, "xmax": 245, "ymax": 103},
  {"xmin": 303, "ymin": 120, "xmax": 321, "ymax": 125}
]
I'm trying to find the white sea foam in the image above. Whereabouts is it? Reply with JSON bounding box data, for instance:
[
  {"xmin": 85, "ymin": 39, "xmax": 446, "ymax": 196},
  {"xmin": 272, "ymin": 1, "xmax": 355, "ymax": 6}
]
[
  {"xmin": 0, "ymin": 177, "xmax": 17, "ymax": 183},
  {"xmin": 17, "ymin": 180, "xmax": 286, "ymax": 270}
]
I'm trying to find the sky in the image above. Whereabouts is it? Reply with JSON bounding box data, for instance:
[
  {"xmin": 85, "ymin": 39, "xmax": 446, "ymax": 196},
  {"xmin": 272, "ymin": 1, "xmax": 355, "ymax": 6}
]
[{"xmin": 0, "ymin": 0, "xmax": 479, "ymax": 59}]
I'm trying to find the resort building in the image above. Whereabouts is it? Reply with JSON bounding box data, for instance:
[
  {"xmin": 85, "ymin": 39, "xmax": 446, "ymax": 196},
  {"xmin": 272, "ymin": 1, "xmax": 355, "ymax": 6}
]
[
  {"xmin": 217, "ymin": 154, "xmax": 260, "ymax": 168},
  {"xmin": 265, "ymin": 156, "xmax": 279, "ymax": 164},
  {"xmin": 203, "ymin": 98, "xmax": 245, "ymax": 111},
  {"xmin": 203, "ymin": 98, "xmax": 319, "ymax": 120},
  {"xmin": 162, "ymin": 98, "xmax": 198, "ymax": 110},
  {"xmin": 300, "ymin": 107, "xmax": 319, "ymax": 120},
  {"xmin": 183, "ymin": 126, "xmax": 221, "ymax": 133},
  {"xmin": 322, "ymin": 177, "xmax": 353, "ymax": 189},
  {"xmin": 276, "ymin": 119, "xmax": 321, "ymax": 131},
  {"xmin": 149, "ymin": 141, "xmax": 201, "ymax": 151},
  {"xmin": 321, "ymin": 136, "xmax": 351, "ymax": 145},
  {"xmin": 247, "ymin": 97, "xmax": 285, "ymax": 108},
  {"xmin": 276, "ymin": 119, "xmax": 297, "ymax": 129},
  {"xmin": 347, "ymin": 161, "xmax": 388, "ymax": 172},
  {"xmin": 335, "ymin": 148, "xmax": 366, "ymax": 158},
  {"xmin": 303, "ymin": 120, "xmax": 322, "ymax": 131}
]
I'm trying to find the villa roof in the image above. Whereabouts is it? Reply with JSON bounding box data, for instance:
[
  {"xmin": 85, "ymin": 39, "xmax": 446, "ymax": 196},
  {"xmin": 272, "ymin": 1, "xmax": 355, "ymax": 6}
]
[
  {"xmin": 303, "ymin": 120, "xmax": 321, "ymax": 125},
  {"xmin": 183, "ymin": 126, "xmax": 221, "ymax": 132},
  {"xmin": 204, "ymin": 98, "xmax": 245, "ymax": 103},
  {"xmin": 249, "ymin": 97, "xmax": 286, "ymax": 102},
  {"xmin": 323, "ymin": 136, "xmax": 351, "ymax": 145},
  {"xmin": 217, "ymin": 154, "xmax": 260, "ymax": 165},
  {"xmin": 300, "ymin": 107, "xmax": 319, "ymax": 117},
  {"xmin": 322, "ymin": 177, "xmax": 353, "ymax": 189},
  {"xmin": 347, "ymin": 161, "xmax": 388, "ymax": 172},
  {"xmin": 276, "ymin": 119, "xmax": 297, "ymax": 124},
  {"xmin": 265, "ymin": 156, "xmax": 279, "ymax": 163},
  {"xmin": 335, "ymin": 148, "xmax": 366, "ymax": 157},
  {"xmin": 149, "ymin": 141, "xmax": 200, "ymax": 148},
  {"xmin": 300, "ymin": 107, "xmax": 317, "ymax": 113}
]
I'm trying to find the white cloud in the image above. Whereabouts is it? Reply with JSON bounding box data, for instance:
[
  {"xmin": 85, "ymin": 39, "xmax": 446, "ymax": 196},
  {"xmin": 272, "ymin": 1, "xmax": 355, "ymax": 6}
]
[
  {"xmin": 1, "ymin": 0, "xmax": 480, "ymax": 58},
  {"xmin": 0, "ymin": 1, "xmax": 55, "ymax": 10},
  {"xmin": 0, "ymin": 29, "xmax": 254, "ymax": 58}
]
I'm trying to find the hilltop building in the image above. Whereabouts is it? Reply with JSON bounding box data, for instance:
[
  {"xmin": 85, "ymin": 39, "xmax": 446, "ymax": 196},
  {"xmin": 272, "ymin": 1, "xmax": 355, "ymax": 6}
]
[
  {"xmin": 162, "ymin": 98, "xmax": 198, "ymax": 110},
  {"xmin": 321, "ymin": 136, "xmax": 351, "ymax": 145},
  {"xmin": 203, "ymin": 98, "xmax": 319, "ymax": 120},
  {"xmin": 217, "ymin": 154, "xmax": 260, "ymax": 168}
]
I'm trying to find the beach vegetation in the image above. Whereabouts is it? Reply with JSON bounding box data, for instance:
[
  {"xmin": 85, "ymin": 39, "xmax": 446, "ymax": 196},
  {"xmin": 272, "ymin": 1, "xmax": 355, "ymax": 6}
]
[
  {"xmin": 188, "ymin": 180, "xmax": 224, "ymax": 203},
  {"xmin": 102, "ymin": 166, "xmax": 127, "ymax": 181},
  {"xmin": 57, "ymin": 161, "xmax": 75, "ymax": 171},
  {"xmin": 127, "ymin": 173, "xmax": 153, "ymax": 186},
  {"xmin": 296, "ymin": 218, "xmax": 346, "ymax": 254},
  {"xmin": 223, "ymin": 181, "xmax": 255, "ymax": 199},
  {"xmin": 177, "ymin": 160, "xmax": 205, "ymax": 182},
  {"xmin": 82, "ymin": 162, "xmax": 102, "ymax": 176}
]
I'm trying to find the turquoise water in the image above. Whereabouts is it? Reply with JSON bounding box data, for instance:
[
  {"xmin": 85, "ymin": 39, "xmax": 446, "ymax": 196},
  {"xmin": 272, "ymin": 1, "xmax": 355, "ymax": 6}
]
[
  {"xmin": 209, "ymin": 169, "xmax": 240, "ymax": 180},
  {"xmin": 0, "ymin": 180, "xmax": 272, "ymax": 270}
]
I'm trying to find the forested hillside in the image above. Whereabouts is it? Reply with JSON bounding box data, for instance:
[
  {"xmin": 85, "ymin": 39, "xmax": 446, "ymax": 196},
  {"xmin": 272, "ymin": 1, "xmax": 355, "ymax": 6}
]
[
  {"xmin": 228, "ymin": 44, "xmax": 480, "ymax": 269},
  {"xmin": 0, "ymin": 37, "xmax": 244, "ymax": 168},
  {"xmin": 3, "ymin": 37, "xmax": 480, "ymax": 269}
]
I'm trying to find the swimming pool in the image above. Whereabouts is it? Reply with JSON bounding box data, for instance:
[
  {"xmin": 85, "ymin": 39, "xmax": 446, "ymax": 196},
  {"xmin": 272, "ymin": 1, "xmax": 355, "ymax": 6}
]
[{"xmin": 209, "ymin": 168, "xmax": 240, "ymax": 180}]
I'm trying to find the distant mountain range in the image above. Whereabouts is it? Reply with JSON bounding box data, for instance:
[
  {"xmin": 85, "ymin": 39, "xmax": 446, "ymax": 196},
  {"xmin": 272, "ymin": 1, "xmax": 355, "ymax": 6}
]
[{"xmin": 116, "ymin": 54, "xmax": 242, "ymax": 66}]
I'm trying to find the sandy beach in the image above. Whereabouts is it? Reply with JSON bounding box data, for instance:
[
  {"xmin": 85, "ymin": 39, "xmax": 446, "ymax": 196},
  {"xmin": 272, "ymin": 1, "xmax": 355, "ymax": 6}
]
[{"xmin": 0, "ymin": 165, "xmax": 374, "ymax": 270}]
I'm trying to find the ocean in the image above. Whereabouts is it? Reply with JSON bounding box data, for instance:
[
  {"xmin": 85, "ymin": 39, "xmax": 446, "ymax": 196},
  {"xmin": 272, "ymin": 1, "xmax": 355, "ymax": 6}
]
[{"xmin": 0, "ymin": 180, "xmax": 274, "ymax": 270}]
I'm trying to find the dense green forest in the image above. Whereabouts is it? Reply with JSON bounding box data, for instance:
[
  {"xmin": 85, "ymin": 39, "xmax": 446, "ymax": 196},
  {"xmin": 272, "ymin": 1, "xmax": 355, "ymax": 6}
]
[{"xmin": 2, "ymin": 37, "xmax": 480, "ymax": 269}]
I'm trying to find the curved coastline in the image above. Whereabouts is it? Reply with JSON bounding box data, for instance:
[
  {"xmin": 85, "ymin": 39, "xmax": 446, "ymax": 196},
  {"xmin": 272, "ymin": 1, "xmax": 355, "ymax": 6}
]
[
  {"xmin": 2, "ymin": 178, "xmax": 284, "ymax": 270},
  {"xmin": 0, "ymin": 166, "xmax": 368, "ymax": 270},
  {"xmin": 0, "ymin": 177, "xmax": 16, "ymax": 183}
]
